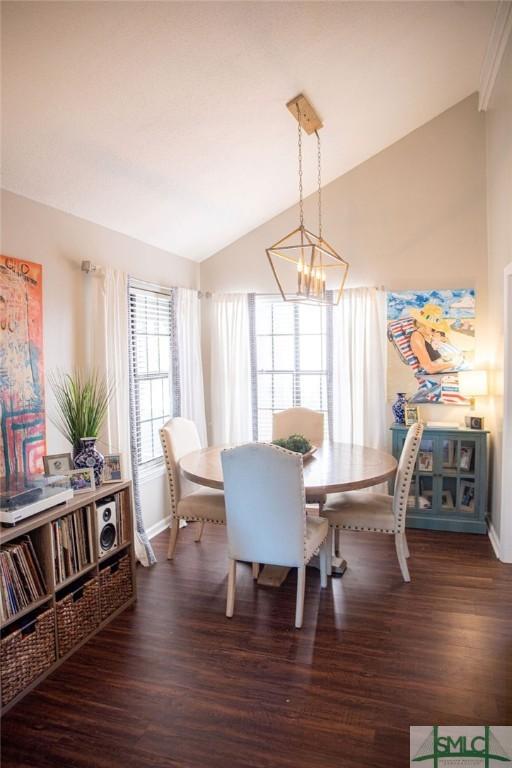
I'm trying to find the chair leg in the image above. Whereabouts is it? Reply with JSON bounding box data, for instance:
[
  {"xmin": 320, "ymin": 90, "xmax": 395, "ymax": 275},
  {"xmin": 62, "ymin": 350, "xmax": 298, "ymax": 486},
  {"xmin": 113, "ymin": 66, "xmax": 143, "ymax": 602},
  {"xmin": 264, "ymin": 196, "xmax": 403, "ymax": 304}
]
[
  {"xmin": 252, "ymin": 562, "xmax": 260, "ymax": 579},
  {"xmin": 319, "ymin": 539, "xmax": 328, "ymax": 588},
  {"xmin": 226, "ymin": 559, "xmax": 237, "ymax": 617},
  {"xmin": 194, "ymin": 521, "xmax": 205, "ymax": 542},
  {"xmin": 295, "ymin": 566, "xmax": 306, "ymax": 629},
  {"xmin": 403, "ymin": 532, "xmax": 410, "ymax": 558},
  {"xmin": 395, "ymin": 533, "xmax": 411, "ymax": 582},
  {"xmin": 167, "ymin": 519, "xmax": 180, "ymax": 560}
]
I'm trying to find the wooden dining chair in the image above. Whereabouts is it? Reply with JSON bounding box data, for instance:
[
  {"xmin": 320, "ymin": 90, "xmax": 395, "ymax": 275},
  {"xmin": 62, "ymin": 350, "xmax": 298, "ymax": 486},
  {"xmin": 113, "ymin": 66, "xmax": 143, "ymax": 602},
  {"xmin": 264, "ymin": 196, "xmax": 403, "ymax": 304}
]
[
  {"xmin": 221, "ymin": 442, "xmax": 329, "ymax": 628},
  {"xmin": 160, "ymin": 418, "xmax": 226, "ymax": 560},
  {"xmin": 272, "ymin": 407, "xmax": 325, "ymax": 446},
  {"xmin": 320, "ymin": 423, "xmax": 424, "ymax": 582}
]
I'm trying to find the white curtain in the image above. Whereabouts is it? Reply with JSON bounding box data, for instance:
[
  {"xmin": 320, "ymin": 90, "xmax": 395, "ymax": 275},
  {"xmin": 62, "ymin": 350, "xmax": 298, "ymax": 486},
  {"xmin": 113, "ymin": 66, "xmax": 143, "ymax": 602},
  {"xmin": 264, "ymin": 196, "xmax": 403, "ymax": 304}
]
[
  {"xmin": 210, "ymin": 294, "xmax": 252, "ymax": 444},
  {"xmin": 92, "ymin": 267, "xmax": 155, "ymax": 566},
  {"xmin": 332, "ymin": 287, "xmax": 387, "ymax": 450},
  {"xmin": 175, "ymin": 287, "xmax": 207, "ymax": 446},
  {"xmin": 101, "ymin": 270, "xmax": 131, "ymax": 468}
]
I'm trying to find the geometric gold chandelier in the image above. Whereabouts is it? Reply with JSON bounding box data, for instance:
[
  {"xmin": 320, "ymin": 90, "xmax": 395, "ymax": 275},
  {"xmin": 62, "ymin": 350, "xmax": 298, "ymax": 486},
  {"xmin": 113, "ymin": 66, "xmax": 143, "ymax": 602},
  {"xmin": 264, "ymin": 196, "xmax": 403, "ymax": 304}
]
[{"xmin": 266, "ymin": 94, "xmax": 349, "ymax": 305}]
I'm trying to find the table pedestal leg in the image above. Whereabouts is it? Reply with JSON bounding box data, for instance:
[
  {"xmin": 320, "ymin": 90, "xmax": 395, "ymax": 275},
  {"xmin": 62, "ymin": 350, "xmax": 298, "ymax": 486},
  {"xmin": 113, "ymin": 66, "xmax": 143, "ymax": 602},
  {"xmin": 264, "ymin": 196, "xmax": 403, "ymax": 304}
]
[
  {"xmin": 257, "ymin": 565, "xmax": 290, "ymax": 587},
  {"xmin": 308, "ymin": 553, "xmax": 347, "ymax": 576},
  {"xmin": 257, "ymin": 558, "xmax": 346, "ymax": 585},
  {"xmin": 331, "ymin": 527, "xmax": 347, "ymax": 575},
  {"xmin": 253, "ymin": 527, "xmax": 348, "ymax": 586},
  {"xmin": 330, "ymin": 555, "xmax": 347, "ymax": 575}
]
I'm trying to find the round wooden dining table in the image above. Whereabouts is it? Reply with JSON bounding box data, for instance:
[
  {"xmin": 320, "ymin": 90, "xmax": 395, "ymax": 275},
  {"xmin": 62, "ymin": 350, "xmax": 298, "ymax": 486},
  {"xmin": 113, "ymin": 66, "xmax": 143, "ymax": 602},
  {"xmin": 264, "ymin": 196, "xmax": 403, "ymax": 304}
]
[
  {"xmin": 180, "ymin": 441, "xmax": 397, "ymax": 497},
  {"xmin": 179, "ymin": 441, "xmax": 397, "ymax": 584}
]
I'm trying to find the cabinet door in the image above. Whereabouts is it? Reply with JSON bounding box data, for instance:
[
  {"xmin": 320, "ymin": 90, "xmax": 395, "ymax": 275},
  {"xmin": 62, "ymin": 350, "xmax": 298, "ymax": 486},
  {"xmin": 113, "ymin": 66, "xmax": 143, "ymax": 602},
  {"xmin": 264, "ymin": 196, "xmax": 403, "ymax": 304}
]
[
  {"xmin": 417, "ymin": 434, "xmax": 463, "ymax": 514},
  {"xmin": 394, "ymin": 431, "xmax": 421, "ymax": 512},
  {"xmin": 438, "ymin": 436, "xmax": 458, "ymax": 514},
  {"xmin": 455, "ymin": 436, "xmax": 479, "ymax": 519},
  {"xmin": 416, "ymin": 434, "xmax": 435, "ymax": 513},
  {"xmin": 435, "ymin": 435, "xmax": 479, "ymax": 519}
]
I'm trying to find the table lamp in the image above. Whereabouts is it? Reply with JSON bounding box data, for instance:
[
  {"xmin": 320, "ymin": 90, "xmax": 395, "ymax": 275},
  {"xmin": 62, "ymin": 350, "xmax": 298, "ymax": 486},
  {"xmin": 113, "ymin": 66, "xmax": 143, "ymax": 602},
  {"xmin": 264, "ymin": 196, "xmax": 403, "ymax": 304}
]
[{"xmin": 459, "ymin": 370, "xmax": 488, "ymax": 429}]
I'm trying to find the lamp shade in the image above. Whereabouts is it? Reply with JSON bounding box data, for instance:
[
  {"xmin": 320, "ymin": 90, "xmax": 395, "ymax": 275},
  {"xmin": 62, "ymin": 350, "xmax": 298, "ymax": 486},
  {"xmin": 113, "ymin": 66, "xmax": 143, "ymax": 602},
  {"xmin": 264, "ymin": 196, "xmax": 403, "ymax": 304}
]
[{"xmin": 458, "ymin": 370, "xmax": 488, "ymax": 397}]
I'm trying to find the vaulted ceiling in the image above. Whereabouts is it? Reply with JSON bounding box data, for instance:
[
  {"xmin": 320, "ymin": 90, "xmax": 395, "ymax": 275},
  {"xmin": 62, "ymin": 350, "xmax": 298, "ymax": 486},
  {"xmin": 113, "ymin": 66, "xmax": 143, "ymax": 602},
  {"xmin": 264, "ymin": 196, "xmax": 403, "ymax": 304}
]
[{"xmin": 1, "ymin": 1, "xmax": 497, "ymax": 261}]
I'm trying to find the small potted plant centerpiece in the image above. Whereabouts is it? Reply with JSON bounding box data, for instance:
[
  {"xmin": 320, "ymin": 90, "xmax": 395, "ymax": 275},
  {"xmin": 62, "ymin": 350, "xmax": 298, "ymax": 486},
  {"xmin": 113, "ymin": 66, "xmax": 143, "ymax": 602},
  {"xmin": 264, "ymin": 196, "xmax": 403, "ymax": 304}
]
[
  {"xmin": 50, "ymin": 370, "xmax": 113, "ymax": 486},
  {"xmin": 271, "ymin": 434, "xmax": 316, "ymax": 459}
]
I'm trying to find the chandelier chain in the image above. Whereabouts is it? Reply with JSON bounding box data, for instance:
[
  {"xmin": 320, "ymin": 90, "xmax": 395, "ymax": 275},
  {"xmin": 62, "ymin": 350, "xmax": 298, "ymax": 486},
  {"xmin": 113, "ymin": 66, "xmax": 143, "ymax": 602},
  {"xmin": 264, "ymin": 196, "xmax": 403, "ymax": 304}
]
[
  {"xmin": 297, "ymin": 104, "xmax": 304, "ymax": 228},
  {"xmin": 315, "ymin": 130, "xmax": 322, "ymax": 240}
]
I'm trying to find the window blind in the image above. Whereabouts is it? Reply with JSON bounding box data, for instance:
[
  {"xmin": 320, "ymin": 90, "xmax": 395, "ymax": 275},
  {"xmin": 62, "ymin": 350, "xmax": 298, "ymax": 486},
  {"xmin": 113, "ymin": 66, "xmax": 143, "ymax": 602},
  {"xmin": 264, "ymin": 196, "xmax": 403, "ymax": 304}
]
[
  {"xmin": 128, "ymin": 285, "xmax": 176, "ymax": 467},
  {"xmin": 249, "ymin": 295, "xmax": 332, "ymax": 442}
]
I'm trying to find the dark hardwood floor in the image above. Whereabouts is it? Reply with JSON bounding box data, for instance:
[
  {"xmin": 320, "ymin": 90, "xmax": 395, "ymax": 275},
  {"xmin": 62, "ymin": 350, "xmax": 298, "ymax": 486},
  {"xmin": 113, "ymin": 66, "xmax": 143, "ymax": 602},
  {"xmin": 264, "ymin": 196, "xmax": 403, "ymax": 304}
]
[{"xmin": 2, "ymin": 525, "xmax": 511, "ymax": 768}]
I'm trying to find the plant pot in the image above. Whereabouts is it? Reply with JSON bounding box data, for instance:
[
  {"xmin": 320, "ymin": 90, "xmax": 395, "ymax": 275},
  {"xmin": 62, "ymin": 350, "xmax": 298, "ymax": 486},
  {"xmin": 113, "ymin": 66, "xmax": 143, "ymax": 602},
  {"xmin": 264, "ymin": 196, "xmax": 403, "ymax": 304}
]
[
  {"xmin": 74, "ymin": 437, "xmax": 104, "ymax": 487},
  {"xmin": 392, "ymin": 393, "xmax": 407, "ymax": 424}
]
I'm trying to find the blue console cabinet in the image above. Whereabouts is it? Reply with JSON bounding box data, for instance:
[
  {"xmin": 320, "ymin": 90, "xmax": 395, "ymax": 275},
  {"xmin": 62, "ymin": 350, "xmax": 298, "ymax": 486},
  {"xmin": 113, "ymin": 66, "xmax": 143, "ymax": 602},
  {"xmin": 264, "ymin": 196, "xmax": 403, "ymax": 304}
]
[{"xmin": 390, "ymin": 425, "xmax": 488, "ymax": 534}]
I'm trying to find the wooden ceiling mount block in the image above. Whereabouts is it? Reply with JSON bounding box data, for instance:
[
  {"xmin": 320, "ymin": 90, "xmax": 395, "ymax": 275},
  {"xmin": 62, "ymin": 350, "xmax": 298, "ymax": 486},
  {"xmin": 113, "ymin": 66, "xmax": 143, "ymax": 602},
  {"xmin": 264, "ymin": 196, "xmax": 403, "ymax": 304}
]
[{"xmin": 286, "ymin": 94, "xmax": 323, "ymax": 134}]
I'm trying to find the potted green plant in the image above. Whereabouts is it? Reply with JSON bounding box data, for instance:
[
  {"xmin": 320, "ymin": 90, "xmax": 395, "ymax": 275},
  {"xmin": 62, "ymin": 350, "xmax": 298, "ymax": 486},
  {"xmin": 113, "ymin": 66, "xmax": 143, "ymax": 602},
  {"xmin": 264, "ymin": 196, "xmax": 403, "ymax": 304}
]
[
  {"xmin": 272, "ymin": 434, "xmax": 315, "ymax": 457},
  {"xmin": 50, "ymin": 370, "xmax": 113, "ymax": 486}
]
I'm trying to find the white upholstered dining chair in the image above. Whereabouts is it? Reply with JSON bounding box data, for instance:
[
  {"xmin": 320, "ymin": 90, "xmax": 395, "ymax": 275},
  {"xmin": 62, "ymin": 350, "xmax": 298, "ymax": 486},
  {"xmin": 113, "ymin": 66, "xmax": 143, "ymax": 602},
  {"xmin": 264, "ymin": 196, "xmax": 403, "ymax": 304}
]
[
  {"xmin": 221, "ymin": 442, "xmax": 329, "ymax": 629},
  {"xmin": 320, "ymin": 423, "xmax": 424, "ymax": 582},
  {"xmin": 160, "ymin": 417, "xmax": 226, "ymax": 560},
  {"xmin": 272, "ymin": 407, "xmax": 324, "ymax": 446}
]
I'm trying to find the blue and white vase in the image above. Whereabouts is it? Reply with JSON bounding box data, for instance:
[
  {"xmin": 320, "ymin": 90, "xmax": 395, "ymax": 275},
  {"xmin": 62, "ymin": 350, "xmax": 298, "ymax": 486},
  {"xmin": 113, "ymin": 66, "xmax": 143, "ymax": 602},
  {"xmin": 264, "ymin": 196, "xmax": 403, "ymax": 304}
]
[
  {"xmin": 74, "ymin": 437, "xmax": 104, "ymax": 487},
  {"xmin": 392, "ymin": 393, "xmax": 407, "ymax": 424}
]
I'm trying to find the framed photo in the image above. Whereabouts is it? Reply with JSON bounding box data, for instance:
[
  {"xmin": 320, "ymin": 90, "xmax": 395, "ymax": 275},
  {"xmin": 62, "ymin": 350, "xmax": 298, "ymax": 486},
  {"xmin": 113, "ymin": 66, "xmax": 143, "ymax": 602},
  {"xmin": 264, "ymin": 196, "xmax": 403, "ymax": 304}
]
[
  {"xmin": 418, "ymin": 451, "xmax": 433, "ymax": 472},
  {"xmin": 460, "ymin": 480, "xmax": 476, "ymax": 512},
  {"xmin": 465, "ymin": 415, "xmax": 485, "ymax": 430},
  {"xmin": 421, "ymin": 489, "xmax": 433, "ymax": 508},
  {"xmin": 43, "ymin": 453, "xmax": 73, "ymax": 476},
  {"xmin": 459, "ymin": 445, "xmax": 474, "ymax": 471},
  {"xmin": 405, "ymin": 405, "xmax": 419, "ymax": 426},
  {"xmin": 65, "ymin": 468, "xmax": 95, "ymax": 494},
  {"xmin": 103, "ymin": 454, "xmax": 122, "ymax": 483},
  {"xmin": 441, "ymin": 490, "xmax": 455, "ymax": 509}
]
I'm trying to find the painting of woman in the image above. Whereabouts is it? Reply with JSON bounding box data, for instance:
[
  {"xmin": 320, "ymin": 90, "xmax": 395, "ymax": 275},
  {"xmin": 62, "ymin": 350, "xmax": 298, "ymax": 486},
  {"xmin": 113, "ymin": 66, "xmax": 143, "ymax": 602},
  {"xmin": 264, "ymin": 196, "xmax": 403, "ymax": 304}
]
[
  {"xmin": 387, "ymin": 289, "xmax": 475, "ymax": 405},
  {"xmin": 409, "ymin": 304, "xmax": 464, "ymax": 374}
]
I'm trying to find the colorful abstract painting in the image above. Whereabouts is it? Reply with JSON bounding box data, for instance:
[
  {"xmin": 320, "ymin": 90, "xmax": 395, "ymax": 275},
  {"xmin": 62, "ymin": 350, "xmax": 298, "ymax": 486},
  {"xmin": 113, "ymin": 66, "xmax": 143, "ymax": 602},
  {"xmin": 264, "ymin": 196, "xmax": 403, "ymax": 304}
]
[
  {"xmin": 0, "ymin": 255, "xmax": 46, "ymax": 482},
  {"xmin": 387, "ymin": 289, "xmax": 475, "ymax": 405}
]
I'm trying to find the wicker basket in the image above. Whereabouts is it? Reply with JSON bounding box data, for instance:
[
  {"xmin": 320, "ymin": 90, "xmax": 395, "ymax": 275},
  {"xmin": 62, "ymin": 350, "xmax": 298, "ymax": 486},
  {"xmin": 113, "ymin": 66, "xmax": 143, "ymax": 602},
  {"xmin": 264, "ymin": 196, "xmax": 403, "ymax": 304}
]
[
  {"xmin": 99, "ymin": 554, "xmax": 133, "ymax": 621},
  {"xmin": 1, "ymin": 607, "xmax": 56, "ymax": 706},
  {"xmin": 56, "ymin": 578, "xmax": 100, "ymax": 657}
]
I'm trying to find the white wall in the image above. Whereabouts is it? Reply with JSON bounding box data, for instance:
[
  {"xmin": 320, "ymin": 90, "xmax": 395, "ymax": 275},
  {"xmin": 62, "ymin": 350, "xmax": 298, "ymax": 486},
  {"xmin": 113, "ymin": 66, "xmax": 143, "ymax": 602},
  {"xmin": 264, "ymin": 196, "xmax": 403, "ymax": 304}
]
[
  {"xmin": 0, "ymin": 189, "xmax": 199, "ymax": 532},
  {"xmin": 485, "ymin": 32, "xmax": 512, "ymax": 556},
  {"xmin": 200, "ymin": 95, "xmax": 489, "ymax": 437}
]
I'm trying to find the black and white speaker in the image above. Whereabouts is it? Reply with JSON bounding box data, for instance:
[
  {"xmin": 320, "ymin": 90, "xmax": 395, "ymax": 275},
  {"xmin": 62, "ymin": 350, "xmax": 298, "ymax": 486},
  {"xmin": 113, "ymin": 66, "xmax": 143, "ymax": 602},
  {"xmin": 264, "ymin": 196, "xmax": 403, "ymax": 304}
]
[{"xmin": 96, "ymin": 496, "xmax": 118, "ymax": 557}]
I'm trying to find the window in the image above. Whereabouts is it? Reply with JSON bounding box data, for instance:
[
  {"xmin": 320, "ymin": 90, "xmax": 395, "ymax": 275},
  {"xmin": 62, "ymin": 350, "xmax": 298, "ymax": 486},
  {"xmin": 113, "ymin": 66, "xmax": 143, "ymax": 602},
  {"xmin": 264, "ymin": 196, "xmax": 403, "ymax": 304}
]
[
  {"xmin": 128, "ymin": 285, "xmax": 176, "ymax": 467},
  {"xmin": 250, "ymin": 295, "xmax": 331, "ymax": 441}
]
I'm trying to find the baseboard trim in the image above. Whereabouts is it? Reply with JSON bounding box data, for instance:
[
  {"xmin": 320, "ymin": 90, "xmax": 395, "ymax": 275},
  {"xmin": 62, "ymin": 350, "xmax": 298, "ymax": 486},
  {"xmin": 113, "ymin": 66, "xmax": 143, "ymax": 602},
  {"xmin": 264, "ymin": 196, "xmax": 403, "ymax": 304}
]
[
  {"xmin": 147, "ymin": 515, "xmax": 170, "ymax": 540},
  {"xmin": 488, "ymin": 521, "xmax": 501, "ymax": 560},
  {"xmin": 147, "ymin": 516, "xmax": 189, "ymax": 541}
]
